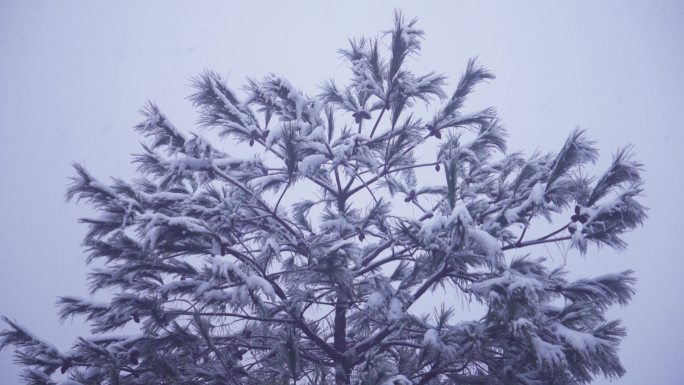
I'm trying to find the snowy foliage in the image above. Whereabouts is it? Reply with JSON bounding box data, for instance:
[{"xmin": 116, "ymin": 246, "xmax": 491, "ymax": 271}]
[{"xmin": 1, "ymin": 11, "xmax": 645, "ymax": 385}]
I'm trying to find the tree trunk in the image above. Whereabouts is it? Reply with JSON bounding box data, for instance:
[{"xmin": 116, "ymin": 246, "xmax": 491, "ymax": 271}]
[
  {"xmin": 334, "ymin": 291, "xmax": 351, "ymax": 385},
  {"xmin": 335, "ymin": 364, "xmax": 351, "ymax": 385}
]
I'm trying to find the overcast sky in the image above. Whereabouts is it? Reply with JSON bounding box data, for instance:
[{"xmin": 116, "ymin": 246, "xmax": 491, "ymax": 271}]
[{"xmin": 1, "ymin": 1, "xmax": 683, "ymax": 384}]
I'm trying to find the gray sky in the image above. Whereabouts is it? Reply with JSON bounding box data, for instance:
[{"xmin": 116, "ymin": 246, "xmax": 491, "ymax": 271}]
[{"xmin": 1, "ymin": 1, "xmax": 682, "ymax": 383}]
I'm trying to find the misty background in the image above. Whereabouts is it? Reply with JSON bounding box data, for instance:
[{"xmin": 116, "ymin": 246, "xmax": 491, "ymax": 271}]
[{"xmin": 1, "ymin": 1, "xmax": 682, "ymax": 383}]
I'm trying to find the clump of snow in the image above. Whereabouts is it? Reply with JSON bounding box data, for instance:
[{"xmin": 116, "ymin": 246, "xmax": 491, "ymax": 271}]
[
  {"xmin": 164, "ymin": 156, "xmax": 213, "ymax": 172},
  {"xmin": 418, "ymin": 215, "xmax": 449, "ymax": 239},
  {"xmin": 529, "ymin": 182, "xmax": 547, "ymax": 205},
  {"xmin": 261, "ymin": 237, "xmax": 281, "ymax": 258},
  {"xmin": 57, "ymin": 380, "xmax": 84, "ymax": 385},
  {"xmin": 139, "ymin": 191, "xmax": 188, "ymax": 202},
  {"xmin": 511, "ymin": 318, "xmax": 534, "ymax": 337},
  {"xmin": 299, "ymin": 154, "xmax": 328, "ymax": 175},
  {"xmin": 571, "ymin": 222, "xmax": 584, "ymax": 244},
  {"xmin": 249, "ymin": 174, "xmax": 286, "ymax": 191},
  {"xmin": 467, "ymin": 229, "xmax": 502, "ymax": 263},
  {"xmin": 504, "ymin": 182, "xmax": 547, "ymax": 223},
  {"xmin": 245, "ymin": 275, "xmax": 276, "ymax": 299},
  {"xmin": 388, "ymin": 297, "xmax": 403, "ymax": 321},
  {"xmin": 265, "ymin": 125, "xmax": 284, "ymax": 149},
  {"xmin": 306, "ymin": 125, "xmax": 327, "ymax": 142},
  {"xmin": 532, "ymin": 336, "xmax": 566, "ymax": 367},
  {"xmin": 451, "ymin": 204, "xmax": 473, "ymax": 225},
  {"xmin": 470, "ymin": 270, "xmax": 544, "ymax": 300},
  {"xmin": 212, "ymin": 258, "xmax": 237, "ymax": 279},
  {"xmin": 422, "ymin": 328, "xmax": 439, "ymax": 347},
  {"xmin": 320, "ymin": 216, "xmax": 356, "ymax": 234},
  {"xmin": 380, "ymin": 375, "xmax": 412, "ymax": 385},
  {"xmin": 202, "ymin": 288, "xmax": 238, "ymax": 303},
  {"xmin": 88, "ymin": 180, "xmax": 117, "ymax": 197},
  {"xmin": 212, "ymin": 156, "xmax": 249, "ymax": 169},
  {"xmin": 330, "ymin": 133, "xmax": 379, "ymax": 171},
  {"xmin": 161, "ymin": 280, "xmax": 196, "ymax": 296},
  {"xmin": 83, "ymin": 367, "xmax": 104, "ymax": 380},
  {"xmin": 210, "ymin": 81, "xmax": 251, "ymax": 124},
  {"xmin": 470, "ymin": 273, "xmax": 509, "ymax": 296},
  {"xmin": 507, "ymin": 274, "xmax": 543, "ymax": 299},
  {"xmin": 326, "ymin": 239, "xmax": 356, "ymax": 255},
  {"xmin": 211, "ymin": 256, "xmax": 275, "ymax": 299},
  {"xmin": 551, "ymin": 323, "xmax": 602, "ymax": 357},
  {"xmin": 365, "ymin": 291, "xmax": 385, "ymax": 309},
  {"xmin": 139, "ymin": 212, "xmax": 207, "ymax": 249}
]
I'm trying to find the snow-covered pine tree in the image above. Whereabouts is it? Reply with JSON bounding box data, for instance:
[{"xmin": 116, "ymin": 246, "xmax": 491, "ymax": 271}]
[{"xmin": 1, "ymin": 11, "xmax": 646, "ymax": 385}]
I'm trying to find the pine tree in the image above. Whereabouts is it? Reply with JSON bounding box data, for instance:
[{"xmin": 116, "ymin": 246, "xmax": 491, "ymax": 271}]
[{"xmin": 1, "ymin": 11, "xmax": 646, "ymax": 385}]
